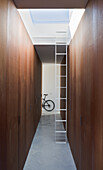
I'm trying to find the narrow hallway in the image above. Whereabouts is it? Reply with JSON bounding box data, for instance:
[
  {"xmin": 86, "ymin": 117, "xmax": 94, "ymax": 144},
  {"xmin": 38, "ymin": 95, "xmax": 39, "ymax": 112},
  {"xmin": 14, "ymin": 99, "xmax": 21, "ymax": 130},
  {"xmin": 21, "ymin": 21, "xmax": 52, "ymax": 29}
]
[
  {"xmin": 24, "ymin": 114, "xmax": 76, "ymax": 170},
  {"xmin": 1, "ymin": 0, "xmax": 103, "ymax": 169}
]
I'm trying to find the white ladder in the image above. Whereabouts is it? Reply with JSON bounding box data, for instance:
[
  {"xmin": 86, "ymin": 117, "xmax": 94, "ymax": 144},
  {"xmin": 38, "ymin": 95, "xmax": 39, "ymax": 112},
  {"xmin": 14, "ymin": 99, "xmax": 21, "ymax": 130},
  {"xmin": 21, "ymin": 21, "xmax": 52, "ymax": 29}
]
[{"xmin": 55, "ymin": 31, "xmax": 67, "ymax": 144}]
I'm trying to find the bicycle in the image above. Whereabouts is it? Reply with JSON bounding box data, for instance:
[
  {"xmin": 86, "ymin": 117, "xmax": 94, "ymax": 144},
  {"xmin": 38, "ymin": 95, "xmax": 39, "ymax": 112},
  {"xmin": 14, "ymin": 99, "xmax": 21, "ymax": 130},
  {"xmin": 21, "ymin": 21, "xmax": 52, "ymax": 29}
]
[{"xmin": 42, "ymin": 94, "xmax": 55, "ymax": 112}]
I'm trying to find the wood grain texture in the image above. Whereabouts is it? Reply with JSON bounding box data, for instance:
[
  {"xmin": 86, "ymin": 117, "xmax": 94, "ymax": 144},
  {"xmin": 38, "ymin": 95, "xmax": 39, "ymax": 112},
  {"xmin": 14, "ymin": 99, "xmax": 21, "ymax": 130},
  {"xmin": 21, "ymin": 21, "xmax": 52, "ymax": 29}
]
[
  {"xmin": 0, "ymin": 0, "xmax": 8, "ymax": 169},
  {"xmin": 0, "ymin": 0, "xmax": 42, "ymax": 170},
  {"xmin": 68, "ymin": 0, "xmax": 103, "ymax": 169}
]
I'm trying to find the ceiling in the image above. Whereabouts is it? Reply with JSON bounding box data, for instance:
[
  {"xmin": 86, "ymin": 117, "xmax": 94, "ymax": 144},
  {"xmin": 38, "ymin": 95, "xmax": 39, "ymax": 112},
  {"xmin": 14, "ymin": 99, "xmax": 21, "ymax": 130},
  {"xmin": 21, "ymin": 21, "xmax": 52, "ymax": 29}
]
[
  {"xmin": 14, "ymin": 0, "xmax": 88, "ymax": 8},
  {"xmin": 35, "ymin": 45, "xmax": 66, "ymax": 63},
  {"xmin": 35, "ymin": 45, "xmax": 55, "ymax": 63}
]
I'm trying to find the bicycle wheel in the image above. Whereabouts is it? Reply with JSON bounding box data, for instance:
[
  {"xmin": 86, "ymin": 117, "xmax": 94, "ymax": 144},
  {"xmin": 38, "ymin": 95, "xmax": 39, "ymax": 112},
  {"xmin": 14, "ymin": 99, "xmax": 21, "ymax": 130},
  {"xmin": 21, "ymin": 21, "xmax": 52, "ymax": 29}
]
[{"xmin": 44, "ymin": 100, "xmax": 55, "ymax": 112}]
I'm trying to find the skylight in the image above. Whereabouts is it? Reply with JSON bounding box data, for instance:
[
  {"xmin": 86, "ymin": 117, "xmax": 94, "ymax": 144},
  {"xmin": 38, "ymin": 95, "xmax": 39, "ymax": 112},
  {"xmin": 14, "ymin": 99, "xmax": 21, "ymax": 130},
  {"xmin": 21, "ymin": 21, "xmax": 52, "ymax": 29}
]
[
  {"xmin": 18, "ymin": 9, "xmax": 85, "ymax": 45},
  {"xmin": 29, "ymin": 9, "xmax": 70, "ymax": 24}
]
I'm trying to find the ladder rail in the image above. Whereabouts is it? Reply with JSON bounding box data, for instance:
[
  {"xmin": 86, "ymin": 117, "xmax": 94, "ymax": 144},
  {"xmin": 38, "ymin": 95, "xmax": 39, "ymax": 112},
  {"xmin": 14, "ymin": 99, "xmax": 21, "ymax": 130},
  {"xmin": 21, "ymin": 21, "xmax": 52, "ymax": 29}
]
[
  {"xmin": 55, "ymin": 31, "xmax": 68, "ymax": 144},
  {"xmin": 55, "ymin": 44, "xmax": 57, "ymax": 142},
  {"xmin": 66, "ymin": 44, "xmax": 67, "ymax": 142}
]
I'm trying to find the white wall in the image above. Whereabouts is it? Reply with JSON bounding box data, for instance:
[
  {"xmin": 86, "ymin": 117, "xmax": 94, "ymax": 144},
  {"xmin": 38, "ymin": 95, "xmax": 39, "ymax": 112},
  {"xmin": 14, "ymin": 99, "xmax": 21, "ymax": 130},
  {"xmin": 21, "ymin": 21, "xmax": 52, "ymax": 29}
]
[{"xmin": 42, "ymin": 64, "xmax": 60, "ymax": 115}]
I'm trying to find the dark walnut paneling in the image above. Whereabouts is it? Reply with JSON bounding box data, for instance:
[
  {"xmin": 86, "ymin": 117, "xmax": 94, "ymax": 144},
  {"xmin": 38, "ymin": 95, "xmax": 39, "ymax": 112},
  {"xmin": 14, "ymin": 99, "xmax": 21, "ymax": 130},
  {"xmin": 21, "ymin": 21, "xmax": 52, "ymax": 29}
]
[
  {"xmin": 0, "ymin": 0, "xmax": 8, "ymax": 169},
  {"xmin": 68, "ymin": 0, "xmax": 103, "ymax": 169},
  {"xmin": 0, "ymin": 0, "xmax": 42, "ymax": 170}
]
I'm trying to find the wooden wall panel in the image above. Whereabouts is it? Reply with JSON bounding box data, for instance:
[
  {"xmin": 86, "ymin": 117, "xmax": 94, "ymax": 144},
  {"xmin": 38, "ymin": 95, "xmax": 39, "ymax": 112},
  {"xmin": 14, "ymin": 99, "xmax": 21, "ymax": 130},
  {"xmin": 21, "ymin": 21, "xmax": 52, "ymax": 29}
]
[
  {"xmin": 0, "ymin": 0, "xmax": 8, "ymax": 169},
  {"xmin": 0, "ymin": 0, "xmax": 42, "ymax": 170},
  {"xmin": 68, "ymin": 0, "xmax": 103, "ymax": 169},
  {"xmin": 6, "ymin": 2, "xmax": 19, "ymax": 169}
]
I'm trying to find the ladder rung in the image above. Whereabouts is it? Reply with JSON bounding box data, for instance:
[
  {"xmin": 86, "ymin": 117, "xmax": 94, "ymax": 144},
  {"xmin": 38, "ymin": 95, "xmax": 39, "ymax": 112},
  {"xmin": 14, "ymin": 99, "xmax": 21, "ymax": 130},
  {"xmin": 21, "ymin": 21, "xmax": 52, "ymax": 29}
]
[
  {"xmin": 56, "ymin": 131, "xmax": 66, "ymax": 133},
  {"xmin": 56, "ymin": 109, "xmax": 66, "ymax": 111},
  {"xmin": 56, "ymin": 120, "xmax": 66, "ymax": 122},
  {"xmin": 56, "ymin": 53, "xmax": 67, "ymax": 55},
  {"xmin": 56, "ymin": 141, "xmax": 66, "ymax": 144},
  {"xmin": 56, "ymin": 98, "xmax": 67, "ymax": 100},
  {"xmin": 56, "ymin": 87, "xmax": 66, "ymax": 88},
  {"xmin": 55, "ymin": 64, "xmax": 67, "ymax": 66}
]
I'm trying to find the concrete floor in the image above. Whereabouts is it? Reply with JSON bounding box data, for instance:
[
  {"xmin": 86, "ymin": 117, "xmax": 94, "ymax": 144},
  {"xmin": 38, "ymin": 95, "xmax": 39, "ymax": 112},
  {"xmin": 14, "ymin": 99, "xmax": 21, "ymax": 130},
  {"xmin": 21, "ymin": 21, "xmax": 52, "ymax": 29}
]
[{"xmin": 23, "ymin": 114, "xmax": 77, "ymax": 170}]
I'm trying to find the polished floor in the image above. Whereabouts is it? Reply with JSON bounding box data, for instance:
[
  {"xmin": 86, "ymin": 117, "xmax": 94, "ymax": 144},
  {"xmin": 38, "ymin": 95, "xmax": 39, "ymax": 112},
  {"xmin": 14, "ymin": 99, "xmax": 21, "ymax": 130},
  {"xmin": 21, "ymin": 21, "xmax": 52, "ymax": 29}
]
[{"xmin": 23, "ymin": 114, "xmax": 77, "ymax": 170}]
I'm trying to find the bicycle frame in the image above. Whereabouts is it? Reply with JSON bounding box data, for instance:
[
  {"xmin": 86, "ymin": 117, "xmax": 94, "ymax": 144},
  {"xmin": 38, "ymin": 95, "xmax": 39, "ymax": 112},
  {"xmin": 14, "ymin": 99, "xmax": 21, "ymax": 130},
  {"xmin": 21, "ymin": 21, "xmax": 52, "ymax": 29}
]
[
  {"xmin": 42, "ymin": 95, "xmax": 50, "ymax": 108},
  {"xmin": 42, "ymin": 95, "xmax": 47, "ymax": 108}
]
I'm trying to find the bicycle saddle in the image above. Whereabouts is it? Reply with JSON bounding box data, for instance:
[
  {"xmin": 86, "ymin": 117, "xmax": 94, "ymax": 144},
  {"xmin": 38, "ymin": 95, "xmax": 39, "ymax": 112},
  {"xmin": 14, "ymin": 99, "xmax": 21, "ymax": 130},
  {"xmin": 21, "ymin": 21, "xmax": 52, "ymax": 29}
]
[{"xmin": 44, "ymin": 94, "xmax": 48, "ymax": 96}]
